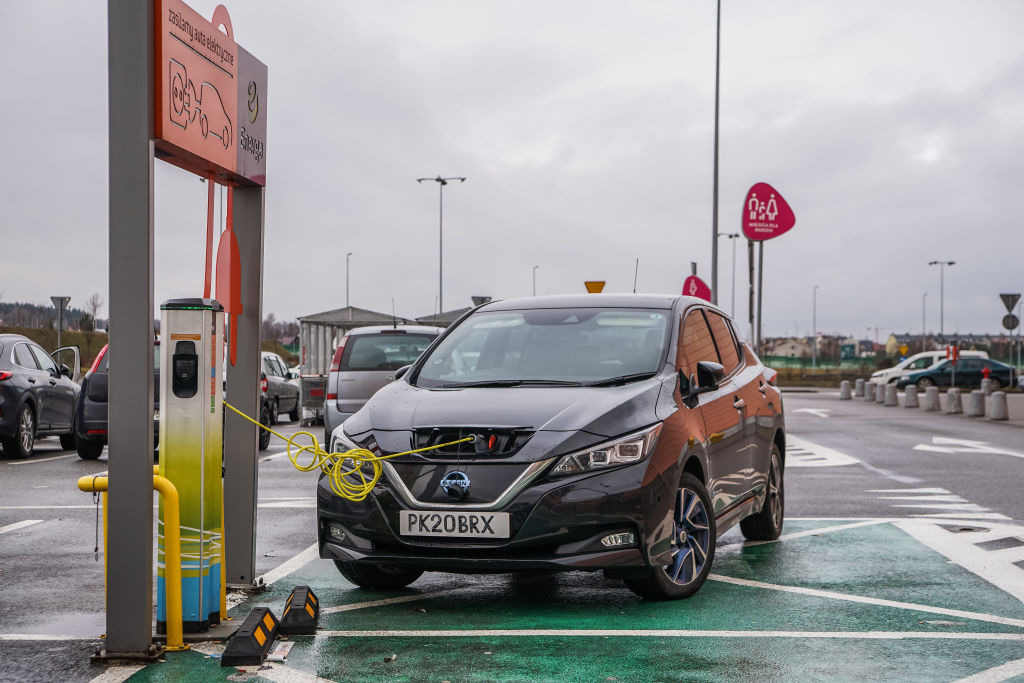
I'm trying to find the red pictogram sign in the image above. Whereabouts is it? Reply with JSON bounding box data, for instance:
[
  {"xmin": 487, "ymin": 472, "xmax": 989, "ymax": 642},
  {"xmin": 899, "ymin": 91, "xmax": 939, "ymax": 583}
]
[
  {"xmin": 741, "ymin": 182, "xmax": 796, "ymax": 241},
  {"xmin": 682, "ymin": 275, "xmax": 711, "ymax": 302}
]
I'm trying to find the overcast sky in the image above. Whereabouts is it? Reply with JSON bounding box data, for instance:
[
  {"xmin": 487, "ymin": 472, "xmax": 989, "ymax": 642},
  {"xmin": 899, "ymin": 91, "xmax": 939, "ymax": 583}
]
[{"xmin": 2, "ymin": 1, "xmax": 1022, "ymax": 341}]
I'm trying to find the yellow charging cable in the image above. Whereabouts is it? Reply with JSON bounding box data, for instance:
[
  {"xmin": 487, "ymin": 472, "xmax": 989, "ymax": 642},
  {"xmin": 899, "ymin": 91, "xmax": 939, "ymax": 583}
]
[{"xmin": 222, "ymin": 401, "xmax": 472, "ymax": 502}]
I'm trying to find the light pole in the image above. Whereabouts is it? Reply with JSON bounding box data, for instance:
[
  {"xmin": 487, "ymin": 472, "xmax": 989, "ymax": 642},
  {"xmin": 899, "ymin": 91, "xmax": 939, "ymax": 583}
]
[
  {"xmin": 719, "ymin": 233, "xmax": 740, "ymax": 317},
  {"xmin": 532, "ymin": 265, "xmax": 539, "ymax": 296},
  {"xmin": 417, "ymin": 175, "xmax": 466, "ymax": 314},
  {"xmin": 928, "ymin": 260, "xmax": 954, "ymax": 341},
  {"xmin": 812, "ymin": 285, "xmax": 819, "ymax": 372},
  {"xmin": 922, "ymin": 292, "xmax": 927, "ymax": 352},
  {"xmin": 710, "ymin": 0, "xmax": 722, "ymax": 305},
  {"xmin": 345, "ymin": 252, "xmax": 353, "ymax": 310}
]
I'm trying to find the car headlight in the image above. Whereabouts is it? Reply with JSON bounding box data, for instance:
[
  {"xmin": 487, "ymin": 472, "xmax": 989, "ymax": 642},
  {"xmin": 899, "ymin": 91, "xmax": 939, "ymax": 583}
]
[
  {"xmin": 330, "ymin": 429, "xmax": 359, "ymax": 454},
  {"xmin": 550, "ymin": 424, "xmax": 663, "ymax": 477}
]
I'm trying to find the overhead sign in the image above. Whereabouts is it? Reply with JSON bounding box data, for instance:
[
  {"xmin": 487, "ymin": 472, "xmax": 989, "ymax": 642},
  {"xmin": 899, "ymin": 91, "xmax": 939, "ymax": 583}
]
[
  {"xmin": 1000, "ymin": 293, "xmax": 1021, "ymax": 314},
  {"xmin": 682, "ymin": 275, "xmax": 711, "ymax": 302},
  {"xmin": 1004, "ymin": 314, "xmax": 1020, "ymax": 331},
  {"xmin": 154, "ymin": 1, "xmax": 267, "ymax": 186},
  {"xmin": 742, "ymin": 182, "xmax": 796, "ymax": 241},
  {"xmin": 584, "ymin": 281, "xmax": 606, "ymax": 294}
]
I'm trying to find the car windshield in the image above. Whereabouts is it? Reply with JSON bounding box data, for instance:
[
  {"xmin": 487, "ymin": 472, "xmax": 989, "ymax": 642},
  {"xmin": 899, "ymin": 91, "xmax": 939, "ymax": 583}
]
[{"xmin": 415, "ymin": 307, "xmax": 670, "ymax": 388}]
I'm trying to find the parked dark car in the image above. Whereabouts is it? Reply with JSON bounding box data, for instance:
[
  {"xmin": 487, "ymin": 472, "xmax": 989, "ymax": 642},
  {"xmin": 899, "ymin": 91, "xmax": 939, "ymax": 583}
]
[
  {"xmin": 74, "ymin": 343, "xmax": 272, "ymax": 460},
  {"xmin": 262, "ymin": 351, "xmax": 300, "ymax": 424},
  {"xmin": 318, "ymin": 294, "xmax": 785, "ymax": 600},
  {"xmin": 896, "ymin": 357, "xmax": 1017, "ymax": 390},
  {"xmin": 0, "ymin": 334, "xmax": 81, "ymax": 458}
]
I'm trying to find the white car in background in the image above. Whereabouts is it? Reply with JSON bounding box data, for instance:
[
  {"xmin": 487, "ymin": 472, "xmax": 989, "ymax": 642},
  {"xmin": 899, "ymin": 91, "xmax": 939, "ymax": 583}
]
[{"xmin": 869, "ymin": 349, "xmax": 989, "ymax": 385}]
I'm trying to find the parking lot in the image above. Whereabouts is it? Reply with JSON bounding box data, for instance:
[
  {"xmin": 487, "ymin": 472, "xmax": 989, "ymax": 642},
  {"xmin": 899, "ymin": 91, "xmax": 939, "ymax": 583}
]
[{"xmin": 2, "ymin": 390, "xmax": 1024, "ymax": 682}]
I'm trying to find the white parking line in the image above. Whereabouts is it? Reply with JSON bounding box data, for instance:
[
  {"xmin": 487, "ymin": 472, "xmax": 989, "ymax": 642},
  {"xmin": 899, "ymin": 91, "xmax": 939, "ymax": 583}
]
[
  {"xmin": 321, "ymin": 585, "xmax": 483, "ymax": 615},
  {"xmin": 708, "ymin": 574, "xmax": 1024, "ymax": 628},
  {"xmin": 191, "ymin": 642, "xmax": 337, "ymax": 682},
  {"xmin": 87, "ymin": 665, "xmax": 145, "ymax": 683},
  {"xmin": 256, "ymin": 543, "xmax": 321, "ymax": 587},
  {"xmin": 6, "ymin": 453, "xmax": 79, "ymax": 465},
  {"xmin": 0, "ymin": 520, "xmax": 43, "ymax": 535},
  {"xmin": 312, "ymin": 629, "xmax": 1024, "ymax": 640},
  {"xmin": 955, "ymin": 657, "xmax": 1024, "ymax": 683},
  {"xmin": 732, "ymin": 519, "xmax": 889, "ymax": 548}
]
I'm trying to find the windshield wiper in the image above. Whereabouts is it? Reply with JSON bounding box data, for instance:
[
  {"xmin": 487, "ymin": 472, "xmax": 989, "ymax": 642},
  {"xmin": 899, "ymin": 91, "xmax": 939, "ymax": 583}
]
[
  {"xmin": 583, "ymin": 372, "xmax": 658, "ymax": 387},
  {"xmin": 438, "ymin": 379, "xmax": 583, "ymax": 388}
]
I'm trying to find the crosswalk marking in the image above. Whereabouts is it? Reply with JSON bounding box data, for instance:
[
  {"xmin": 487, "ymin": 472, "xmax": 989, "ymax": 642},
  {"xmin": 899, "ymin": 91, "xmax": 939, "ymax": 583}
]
[
  {"xmin": 867, "ymin": 487, "xmax": 1010, "ymax": 521},
  {"xmin": 0, "ymin": 520, "xmax": 43, "ymax": 535}
]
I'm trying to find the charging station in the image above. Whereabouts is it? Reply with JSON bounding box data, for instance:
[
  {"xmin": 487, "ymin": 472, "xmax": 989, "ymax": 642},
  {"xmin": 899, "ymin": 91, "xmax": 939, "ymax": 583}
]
[{"xmin": 157, "ymin": 298, "xmax": 225, "ymax": 633}]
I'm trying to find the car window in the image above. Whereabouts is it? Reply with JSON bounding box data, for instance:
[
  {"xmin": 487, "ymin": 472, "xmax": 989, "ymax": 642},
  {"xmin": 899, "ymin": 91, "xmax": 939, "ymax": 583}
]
[
  {"xmin": 907, "ymin": 358, "xmax": 932, "ymax": 370},
  {"xmin": 342, "ymin": 333, "xmax": 437, "ymax": 372},
  {"xmin": 29, "ymin": 344, "xmax": 58, "ymax": 374},
  {"xmin": 274, "ymin": 357, "xmax": 288, "ymax": 377},
  {"xmin": 677, "ymin": 310, "xmax": 718, "ymax": 378},
  {"xmin": 263, "ymin": 357, "xmax": 277, "ymax": 376},
  {"xmin": 416, "ymin": 308, "xmax": 669, "ymax": 386},
  {"xmin": 704, "ymin": 311, "xmax": 741, "ymax": 374},
  {"xmin": 960, "ymin": 359, "xmax": 981, "ymax": 371},
  {"xmin": 13, "ymin": 343, "xmax": 39, "ymax": 370}
]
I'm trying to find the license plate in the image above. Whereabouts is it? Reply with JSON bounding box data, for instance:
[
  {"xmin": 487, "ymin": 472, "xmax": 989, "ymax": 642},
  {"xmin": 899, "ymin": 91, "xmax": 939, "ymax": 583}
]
[{"xmin": 399, "ymin": 510, "xmax": 510, "ymax": 539}]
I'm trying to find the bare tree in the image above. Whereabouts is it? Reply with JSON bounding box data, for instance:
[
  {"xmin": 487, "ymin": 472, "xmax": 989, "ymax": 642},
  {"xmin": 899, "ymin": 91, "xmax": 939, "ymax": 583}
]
[{"xmin": 86, "ymin": 292, "xmax": 104, "ymax": 319}]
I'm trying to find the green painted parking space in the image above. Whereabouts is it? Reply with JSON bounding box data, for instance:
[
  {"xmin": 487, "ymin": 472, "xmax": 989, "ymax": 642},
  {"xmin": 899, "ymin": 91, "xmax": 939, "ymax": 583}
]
[{"xmin": 123, "ymin": 520, "xmax": 1024, "ymax": 682}]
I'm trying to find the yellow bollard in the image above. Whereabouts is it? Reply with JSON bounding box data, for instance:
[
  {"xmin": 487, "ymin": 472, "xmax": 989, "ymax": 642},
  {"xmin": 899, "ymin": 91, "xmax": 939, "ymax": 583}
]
[{"xmin": 77, "ymin": 472, "xmax": 189, "ymax": 652}]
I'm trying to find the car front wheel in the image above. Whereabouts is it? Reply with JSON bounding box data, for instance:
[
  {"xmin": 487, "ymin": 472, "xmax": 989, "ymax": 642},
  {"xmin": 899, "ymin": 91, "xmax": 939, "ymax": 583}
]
[
  {"xmin": 334, "ymin": 560, "xmax": 423, "ymax": 590},
  {"xmin": 59, "ymin": 432, "xmax": 76, "ymax": 451},
  {"xmin": 741, "ymin": 444, "xmax": 785, "ymax": 541},
  {"xmin": 624, "ymin": 473, "xmax": 715, "ymax": 600}
]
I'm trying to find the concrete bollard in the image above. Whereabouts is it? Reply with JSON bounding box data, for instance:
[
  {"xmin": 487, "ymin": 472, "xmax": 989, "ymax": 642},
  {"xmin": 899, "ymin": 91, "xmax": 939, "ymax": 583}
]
[
  {"xmin": 864, "ymin": 383, "xmax": 876, "ymax": 402},
  {"xmin": 922, "ymin": 386, "xmax": 940, "ymax": 411},
  {"xmin": 904, "ymin": 385, "xmax": 919, "ymax": 408},
  {"xmin": 876, "ymin": 384, "xmax": 887, "ymax": 403},
  {"xmin": 967, "ymin": 390, "xmax": 985, "ymax": 417},
  {"xmin": 981, "ymin": 379, "xmax": 993, "ymax": 396},
  {"xmin": 989, "ymin": 391, "xmax": 1009, "ymax": 421},
  {"xmin": 839, "ymin": 380, "xmax": 852, "ymax": 400},
  {"xmin": 944, "ymin": 388, "xmax": 963, "ymax": 414},
  {"xmin": 854, "ymin": 379, "xmax": 865, "ymax": 397},
  {"xmin": 884, "ymin": 384, "xmax": 898, "ymax": 406}
]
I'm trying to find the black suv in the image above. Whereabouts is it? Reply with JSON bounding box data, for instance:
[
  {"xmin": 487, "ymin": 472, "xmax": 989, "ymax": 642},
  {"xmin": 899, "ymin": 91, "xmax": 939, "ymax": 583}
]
[
  {"xmin": 74, "ymin": 343, "xmax": 272, "ymax": 460},
  {"xmin": 0, "ymin": 334, "xmax": 80, "ymax": 458}
]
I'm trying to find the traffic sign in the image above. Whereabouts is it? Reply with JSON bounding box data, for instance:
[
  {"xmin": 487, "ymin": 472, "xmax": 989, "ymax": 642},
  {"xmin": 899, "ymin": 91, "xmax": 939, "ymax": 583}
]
[
  {"xmin": 1003, "ymin": 314, "xmax": 1020, "ymax": 331},
  {"xmin": 741, "ymin": 182, "xmax": 796, "ymax": 241},
  {"xmin": 584, "ymin": 281, "xmax": 605, "ymax": 294},
  {"xmin": 999, "ymin": 293, "xmax": 1020, "ymax": 314},
  {"xmin": 898, "ymin": 345, "xmax": 909, "ymax": 356},
  {"xmin": 682, "ymin": 275, "xmax": 711, "ymax": 301}
]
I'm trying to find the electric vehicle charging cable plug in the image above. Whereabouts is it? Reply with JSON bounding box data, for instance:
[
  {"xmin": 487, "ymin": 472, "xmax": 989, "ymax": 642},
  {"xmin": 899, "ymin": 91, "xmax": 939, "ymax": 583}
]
[{"xmin": 223, "ymin": 400, "xmax": 473, "ymax": 502}]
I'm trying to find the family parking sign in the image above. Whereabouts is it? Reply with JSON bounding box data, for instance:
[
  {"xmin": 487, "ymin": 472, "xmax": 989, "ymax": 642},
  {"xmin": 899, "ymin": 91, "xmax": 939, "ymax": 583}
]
[{"xmin": 741, "ymin": 182, "xmax": 795, "ymax": 241}]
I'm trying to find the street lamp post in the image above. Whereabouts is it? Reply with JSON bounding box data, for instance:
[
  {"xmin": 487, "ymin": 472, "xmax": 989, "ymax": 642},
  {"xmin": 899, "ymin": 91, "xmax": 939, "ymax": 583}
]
[
  {"xmin": 532, "ymin": 265, "xmax": 539, "ymax": 296},
  {"xmin": 710, "ymin": 0, "xmax": 722, "ymax": 305},
  {"xmin": 927, "ymin": 260, "xmax": 954, "ymax": 341},
  {"xmin": 922, "ymin": 292, "xmax": 927, "ymax": 352},
  {"xmin": 345, "ymin": 252, "xmax": 353, "ymax": 310},
  {"xmin": 719, "ymin": 233, "xmax": 740, "ymax": 317},
  {"xmin": 812, "ymin": 285, "xmax": 819, "ymax": 372},
  {"xmin": 417, "ymin": 175, "xmax": 466, "ymax": 315}
]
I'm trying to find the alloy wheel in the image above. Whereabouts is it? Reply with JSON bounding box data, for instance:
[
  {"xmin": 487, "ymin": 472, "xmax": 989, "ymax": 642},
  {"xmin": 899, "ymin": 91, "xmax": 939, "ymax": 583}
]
[
  {"xmin": 19, "ymin": 408, "xmax": 34, "ymax": 454},
  {"xmin": 767, "ymin": 452, "xmax": 783, "ymax": 530},
  {"xmin": 662, "ymin": 487, "xmax": 711, "ymax": 586}
]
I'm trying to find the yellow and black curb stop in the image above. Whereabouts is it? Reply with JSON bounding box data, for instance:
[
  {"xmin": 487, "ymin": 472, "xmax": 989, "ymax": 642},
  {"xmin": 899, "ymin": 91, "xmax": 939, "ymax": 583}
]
[
  {"xmin": 221, "ymin": 607, "xmax": 279, "ymax": 667},
  {"xmin": 279, "ymin": 586, "xmax": 319, "ymax": 636}
]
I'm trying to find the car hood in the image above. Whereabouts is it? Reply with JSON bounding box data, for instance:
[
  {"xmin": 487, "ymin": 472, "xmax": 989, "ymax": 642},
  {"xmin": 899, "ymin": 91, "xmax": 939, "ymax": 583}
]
[{"xmin": 343, "ymin": 376, "xmax": 675, "ymax": 457}]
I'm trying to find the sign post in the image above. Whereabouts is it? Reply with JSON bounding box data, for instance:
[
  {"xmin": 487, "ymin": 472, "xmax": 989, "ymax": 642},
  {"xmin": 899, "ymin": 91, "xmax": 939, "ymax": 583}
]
[
  {"xmin": 50, "ymin": 296, "xmax": 71, "ymax": 349},
  {"xmin": 1001, "ymin": 294, "xmax": 1021, "ymax": 376},
  {"xmin": 741, "ymin": 182, "xmax": 796, "ymax": 352}
]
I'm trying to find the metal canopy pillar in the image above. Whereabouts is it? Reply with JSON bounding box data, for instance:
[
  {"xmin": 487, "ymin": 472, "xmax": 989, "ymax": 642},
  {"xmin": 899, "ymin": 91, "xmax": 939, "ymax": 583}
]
[
  {"xmin": 106, "ymin": 0, "xmax": 156, "ymax": 658},
  {"xmin": 223, "ymin": 185, "xmax": 265, "ymax": 585}
]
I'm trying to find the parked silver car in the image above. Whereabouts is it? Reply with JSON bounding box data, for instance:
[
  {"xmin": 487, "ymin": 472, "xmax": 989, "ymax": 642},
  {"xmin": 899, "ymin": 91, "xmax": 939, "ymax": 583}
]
[
  {"xmin": 261, "ymin": 351, "xmax": 300, "ymax": 424},
  {"xmin": 323, "ymin": 325, "xmax": 443, "ymax": 444}
]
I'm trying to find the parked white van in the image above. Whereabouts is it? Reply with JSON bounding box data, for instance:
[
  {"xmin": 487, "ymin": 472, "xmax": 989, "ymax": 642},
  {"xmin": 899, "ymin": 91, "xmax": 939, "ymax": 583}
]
[{"xmin": 869, "ymin": 349, "xmax": 989, "ymax": 385}]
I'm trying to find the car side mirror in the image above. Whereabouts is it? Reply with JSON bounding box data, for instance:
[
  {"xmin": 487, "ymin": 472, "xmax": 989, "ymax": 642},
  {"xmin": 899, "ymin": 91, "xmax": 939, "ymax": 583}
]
[
  {"xmin": 695, "ymin": 361, "xmax": 725, "ymax": 391},
  {"xmin": 394, "ymin": 365, "xmax": 411, "ymax": 380},
  {"xmin": 60, "ymin": 364, "xmax": 72, "ymax": 378}
]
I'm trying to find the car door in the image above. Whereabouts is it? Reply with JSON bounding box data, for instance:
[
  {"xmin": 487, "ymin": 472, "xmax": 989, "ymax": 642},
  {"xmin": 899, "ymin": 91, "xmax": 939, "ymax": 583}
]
[
  {"xmin": 272, "ymin": 354, "xmax": 298, "ymax": 411},
  {"xmin": 676, "ymin": 308, "xmax": 747, "ymax": 516},
  {"xmin": 29, "ymin": 344, "xmax": 75, "ymax": 432},
  {"xmin": 12, "ymin": 342, "xmax": 48, "ymax": 426}
]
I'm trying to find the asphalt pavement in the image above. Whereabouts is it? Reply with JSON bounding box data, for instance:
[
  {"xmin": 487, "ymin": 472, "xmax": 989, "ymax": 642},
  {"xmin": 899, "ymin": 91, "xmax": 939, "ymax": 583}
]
[{"xmin": 2, "ymin": 390, "xmax": 1024, "ymax": 682}]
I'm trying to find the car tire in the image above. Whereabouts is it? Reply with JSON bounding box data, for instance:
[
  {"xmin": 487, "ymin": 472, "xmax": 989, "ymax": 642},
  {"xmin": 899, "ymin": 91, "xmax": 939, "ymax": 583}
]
[
  {"xmin": 59, "ymin": 432, "xmax": 76, "ymax": 451},
  {"xmin": 259, "ymin": 405, "xmax": 272, "ymax": 451},
  {"xmin": 333, "ymin": 560, "xmax": 423, "ymax": 590},
  {"xmin": 989, "ymin": 377, "xmax": 1002, "ymax": 390},
  {"xmin": 2, "ymin": 404, "xmax": 36, "ymax": 459},
  {"xmin": 740, "ymin": 444, "xmax": 785, "ymax": 541},
  {"xmin": 289, "ymin": 401, "xmax": 300, "ymax": 422},
  {"xmin": 916, "ymin": 377, "xmax": 934, "ymax": 389},
  {"xmin": 77, "ymin": 438, "xmax": 104, "ymax": 460},
  {"xmin": 624, "ymin": 473, "xmax": 715, "ymax": 600},
  {"xmin": 270, "ymin": 399, "xmax": 279, "ymax": 426}
]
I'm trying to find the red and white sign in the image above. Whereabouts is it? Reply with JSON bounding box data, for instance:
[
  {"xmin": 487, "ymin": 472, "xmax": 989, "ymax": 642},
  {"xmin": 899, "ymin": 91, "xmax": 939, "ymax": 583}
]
[
  {"xmin": 741, "ymin": 182, "xmax": 795, "ymax": 241},
  {"xmin": 682, "ymin": 275, "xmax": 711, "ymax": 302}
]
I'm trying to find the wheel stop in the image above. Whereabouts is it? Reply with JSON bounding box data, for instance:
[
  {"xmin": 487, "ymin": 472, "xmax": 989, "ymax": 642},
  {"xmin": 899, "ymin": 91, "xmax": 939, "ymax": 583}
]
[{"xmin": 221, "ymin": 607, "xmax": 279, "ymax": 667}]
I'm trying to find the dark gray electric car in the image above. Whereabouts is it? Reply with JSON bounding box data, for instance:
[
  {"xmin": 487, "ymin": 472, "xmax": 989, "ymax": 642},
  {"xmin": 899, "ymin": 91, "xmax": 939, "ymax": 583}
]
[{"xmin": 318, "ymin": 294, "xmax": 785, "ymax": 600}]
